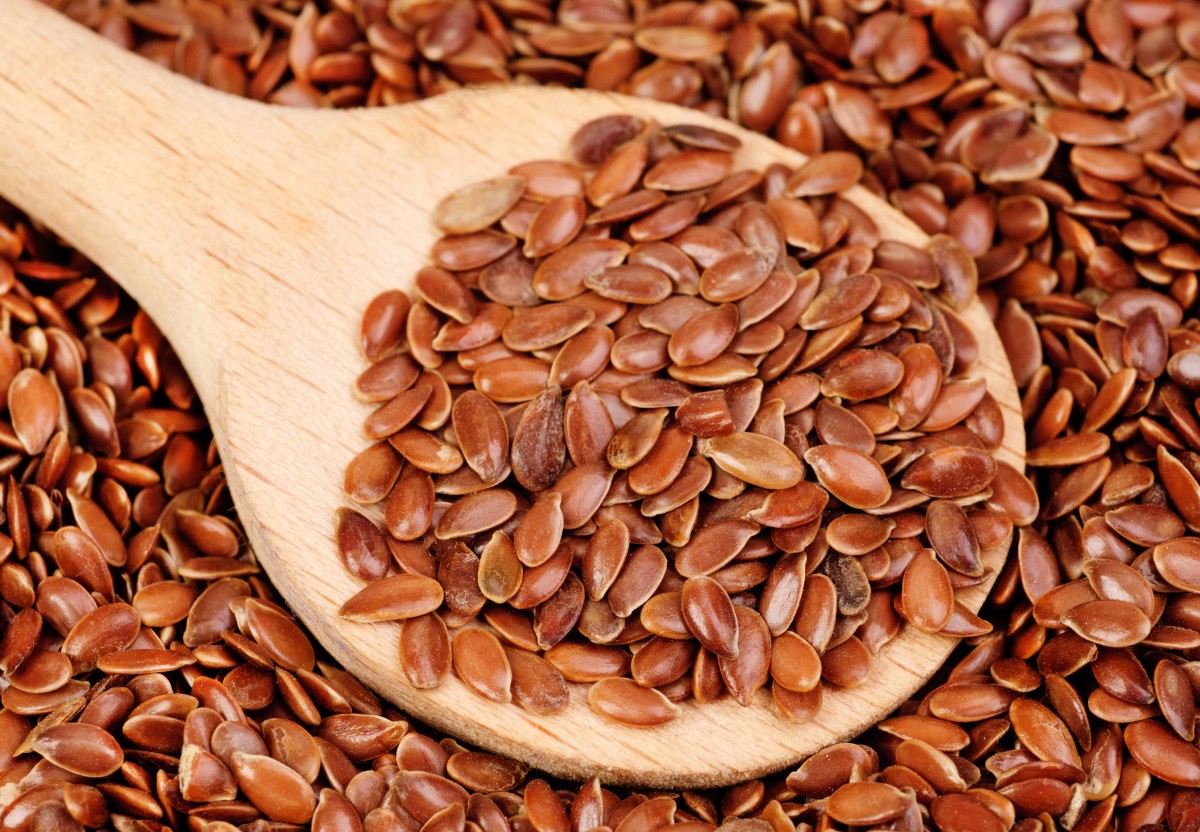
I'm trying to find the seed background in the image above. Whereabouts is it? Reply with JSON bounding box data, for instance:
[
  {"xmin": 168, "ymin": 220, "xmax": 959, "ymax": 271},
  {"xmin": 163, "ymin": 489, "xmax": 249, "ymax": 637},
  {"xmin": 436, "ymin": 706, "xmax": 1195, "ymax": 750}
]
[{"xmin": 5, "ymin": 0, "xmax": 1200, "ymax": 830}]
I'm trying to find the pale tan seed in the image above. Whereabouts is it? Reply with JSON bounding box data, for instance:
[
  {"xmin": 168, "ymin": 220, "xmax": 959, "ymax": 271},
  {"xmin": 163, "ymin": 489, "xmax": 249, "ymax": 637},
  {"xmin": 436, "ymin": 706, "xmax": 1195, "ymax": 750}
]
[{"xmin": 434, "ymin": 175, "xmax": 527, "ymax": 235}]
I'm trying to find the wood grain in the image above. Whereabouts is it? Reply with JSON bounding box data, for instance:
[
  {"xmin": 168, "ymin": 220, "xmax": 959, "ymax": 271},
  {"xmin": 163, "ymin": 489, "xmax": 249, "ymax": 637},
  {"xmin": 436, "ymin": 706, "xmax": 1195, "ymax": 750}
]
[{"xmin": 0, "ymin": 0, "xmax": 1025, "ymax": 788}]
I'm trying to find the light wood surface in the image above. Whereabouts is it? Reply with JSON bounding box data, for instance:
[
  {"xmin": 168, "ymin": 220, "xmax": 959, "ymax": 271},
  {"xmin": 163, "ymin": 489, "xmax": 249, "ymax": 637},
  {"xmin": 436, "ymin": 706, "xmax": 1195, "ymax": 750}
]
[{"xmin": 0, "ymin": 0, "xmax": 1025, "ymax": 788}]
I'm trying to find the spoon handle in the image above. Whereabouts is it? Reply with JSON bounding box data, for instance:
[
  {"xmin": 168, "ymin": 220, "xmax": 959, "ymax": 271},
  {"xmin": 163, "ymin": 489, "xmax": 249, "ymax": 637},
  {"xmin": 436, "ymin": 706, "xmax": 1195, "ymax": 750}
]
[{"xmin": 0, "ymin": 0, "xmax": 310, "ymax": 400}]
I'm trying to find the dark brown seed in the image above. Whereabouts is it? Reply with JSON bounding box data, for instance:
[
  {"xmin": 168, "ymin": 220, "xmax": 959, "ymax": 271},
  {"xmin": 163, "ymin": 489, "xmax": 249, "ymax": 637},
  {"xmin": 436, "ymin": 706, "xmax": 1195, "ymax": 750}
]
[
  {"xmin": 510, "ymin": 387, "xmax": 566, "ymax": 493},
  {"xmin": 680, "ymin": 576, "xmax": 739, "ymax": 659},
  {"xmin": 718, "ymin": 606, "xmax": 771, "ymax": 705}
]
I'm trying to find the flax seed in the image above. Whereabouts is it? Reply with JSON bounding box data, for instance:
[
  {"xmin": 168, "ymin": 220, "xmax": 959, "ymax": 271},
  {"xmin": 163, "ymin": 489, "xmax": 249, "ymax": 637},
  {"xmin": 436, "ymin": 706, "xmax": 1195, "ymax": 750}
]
[{"xmin": 36, "ymin": 2, "xmax": 1200, "ymax": 825}]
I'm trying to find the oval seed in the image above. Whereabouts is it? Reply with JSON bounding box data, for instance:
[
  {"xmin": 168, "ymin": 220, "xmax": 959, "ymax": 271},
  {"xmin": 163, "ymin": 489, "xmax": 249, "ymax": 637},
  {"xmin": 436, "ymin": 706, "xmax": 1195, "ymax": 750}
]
[
  {"xmin": 32, "ymin": 723, "xmax": 124, "ymax": 778},
  {"xmin": 680, "ymin": 576, "xmax": 739, "ymax": 659},
  {"xmin": 770, "ymin": 632, "xmax": 821, "ymax": 693},
  {"xmin": 805, "ymin": 445, "xmax": 891, "ymax": 510},
  {"xmin": 699, "ymin": 432, "xmax": 803, "ymax": 489},
  {"xmin": 339, "ymin": 575, "xmax": 444, "ymax": 622},
  {"xmin": 435, "ymin": 175, "xmax": 527, "ymax": 235},
  {"xmin": 452, "ymin": 629, "xmax": 512, "ymax": 703},
  {"xmin": 588, "ymin": 677, "xmax": 679, "ymax": 726}
]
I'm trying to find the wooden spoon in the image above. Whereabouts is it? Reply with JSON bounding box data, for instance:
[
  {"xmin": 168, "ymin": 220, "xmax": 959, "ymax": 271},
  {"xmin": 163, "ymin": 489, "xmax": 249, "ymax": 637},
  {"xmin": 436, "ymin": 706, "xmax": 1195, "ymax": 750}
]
[{"xmin": 0, "ymin": 0, "xmax": 1024, "ymax": 788}]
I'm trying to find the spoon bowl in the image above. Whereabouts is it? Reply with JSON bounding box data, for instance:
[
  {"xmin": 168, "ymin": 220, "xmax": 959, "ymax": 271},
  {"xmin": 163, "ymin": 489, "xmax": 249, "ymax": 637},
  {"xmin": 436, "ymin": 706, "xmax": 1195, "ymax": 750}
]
[{"xmin": 0, "ymin": 0, "xmax": 1024, "ymax": 788}]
